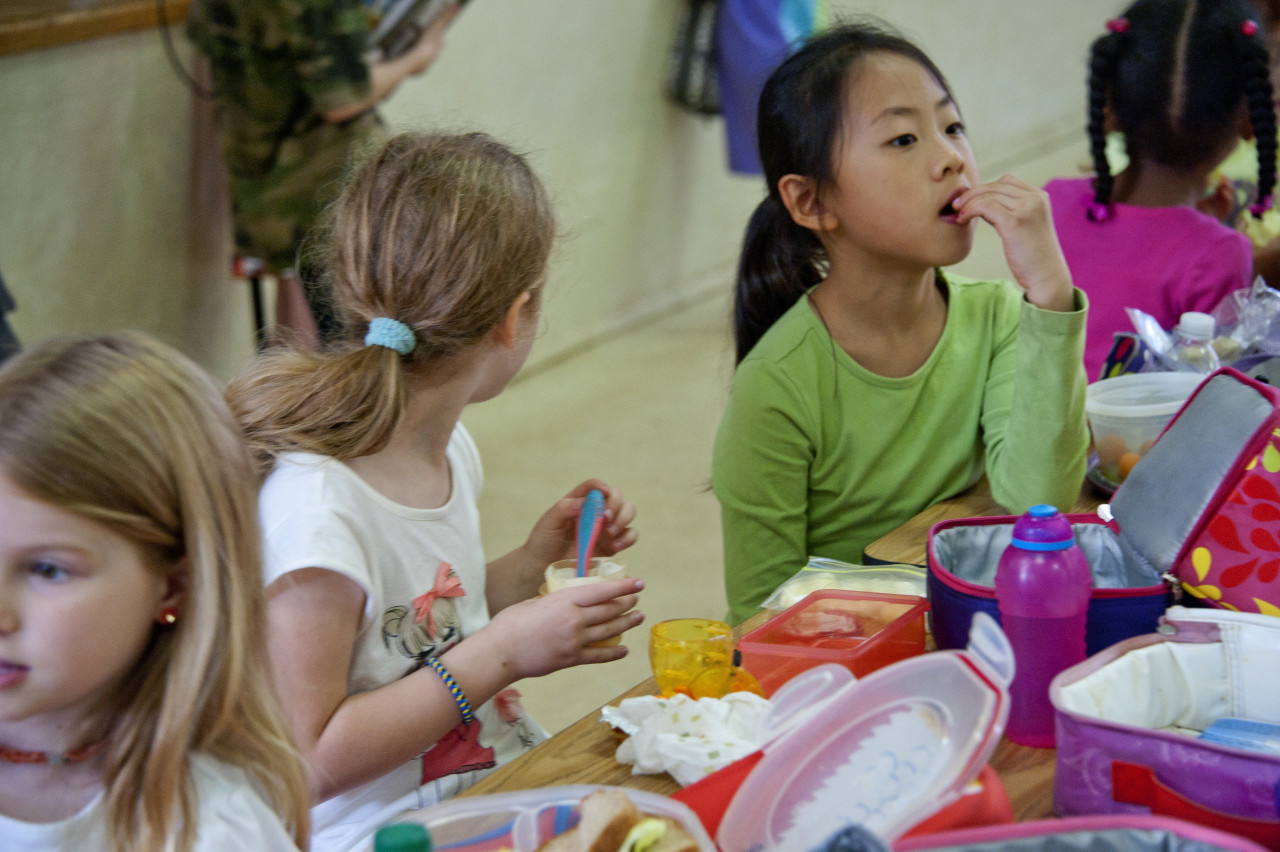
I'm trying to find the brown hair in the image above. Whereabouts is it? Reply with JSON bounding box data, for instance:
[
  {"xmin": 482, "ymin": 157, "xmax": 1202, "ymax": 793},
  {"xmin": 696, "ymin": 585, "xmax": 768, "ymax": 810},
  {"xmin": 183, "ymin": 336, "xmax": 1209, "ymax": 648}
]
[
  {"xmin": 228, "ymin": 131, "xmax": 556, "ymax": 476},
  {"xmin": 0, "ymin": 332, "xmax": 310, "ymax": 851}
]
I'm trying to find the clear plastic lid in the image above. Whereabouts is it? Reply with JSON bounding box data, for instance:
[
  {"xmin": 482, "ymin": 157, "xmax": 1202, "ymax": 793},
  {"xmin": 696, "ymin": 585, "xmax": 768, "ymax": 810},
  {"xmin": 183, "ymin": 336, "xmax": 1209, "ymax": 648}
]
[{"xmin": 717, "ymin": 614, "xmax": 1013, "ymax": 852}]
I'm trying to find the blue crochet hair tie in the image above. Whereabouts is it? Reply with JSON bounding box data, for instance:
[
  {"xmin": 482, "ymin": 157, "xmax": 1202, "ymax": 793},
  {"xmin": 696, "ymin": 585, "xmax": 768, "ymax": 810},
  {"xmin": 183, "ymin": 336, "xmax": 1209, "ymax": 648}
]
[{"xmin": 364, "ymin": 317, "xmax": 416, "ymax": 355}]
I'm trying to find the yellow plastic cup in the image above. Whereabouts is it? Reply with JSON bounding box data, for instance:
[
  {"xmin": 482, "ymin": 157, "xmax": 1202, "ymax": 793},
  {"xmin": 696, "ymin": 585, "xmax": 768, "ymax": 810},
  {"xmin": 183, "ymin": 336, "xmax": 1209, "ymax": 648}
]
[{"xmin": 648, "ymin": 618, "xmax": 733, "ymax": 697}]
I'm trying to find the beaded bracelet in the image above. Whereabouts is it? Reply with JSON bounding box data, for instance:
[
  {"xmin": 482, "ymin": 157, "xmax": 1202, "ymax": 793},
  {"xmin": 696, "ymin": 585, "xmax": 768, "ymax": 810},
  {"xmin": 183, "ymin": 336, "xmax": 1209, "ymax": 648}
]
[{"xmin": 426, "ymin": 657, "xmax": 475, "ymax": 724}]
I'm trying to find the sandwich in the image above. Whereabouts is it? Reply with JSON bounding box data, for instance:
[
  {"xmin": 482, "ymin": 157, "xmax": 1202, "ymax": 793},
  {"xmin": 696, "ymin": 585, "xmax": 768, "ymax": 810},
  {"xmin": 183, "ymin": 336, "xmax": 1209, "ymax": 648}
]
[{"xmin": 535, "ymin": 788, "xmax": 700, "ymax": 852}]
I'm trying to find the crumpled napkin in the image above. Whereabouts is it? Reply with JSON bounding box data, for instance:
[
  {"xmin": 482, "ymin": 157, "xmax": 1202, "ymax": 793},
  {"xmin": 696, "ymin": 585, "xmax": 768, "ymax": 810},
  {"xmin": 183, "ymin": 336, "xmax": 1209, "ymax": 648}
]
[{"xmin": 600, "ymin": 692, "xmax": 772, "ymax": 786}]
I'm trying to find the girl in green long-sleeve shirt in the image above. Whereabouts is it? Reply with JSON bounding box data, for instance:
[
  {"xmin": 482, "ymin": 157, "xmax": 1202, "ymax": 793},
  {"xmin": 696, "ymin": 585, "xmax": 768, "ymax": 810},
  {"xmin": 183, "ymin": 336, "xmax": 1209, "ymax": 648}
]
[{"xmin": 712, "ymin": 21, "xmax": 1089, "ymax": 625}]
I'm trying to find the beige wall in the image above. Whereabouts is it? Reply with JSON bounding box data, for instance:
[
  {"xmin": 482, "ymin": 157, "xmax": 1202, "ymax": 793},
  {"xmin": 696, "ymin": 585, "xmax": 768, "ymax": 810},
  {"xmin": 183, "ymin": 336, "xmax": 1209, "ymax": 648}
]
[{"xmin": 0, "ymin": 0, "xmax": 1121, "ymax": 382}]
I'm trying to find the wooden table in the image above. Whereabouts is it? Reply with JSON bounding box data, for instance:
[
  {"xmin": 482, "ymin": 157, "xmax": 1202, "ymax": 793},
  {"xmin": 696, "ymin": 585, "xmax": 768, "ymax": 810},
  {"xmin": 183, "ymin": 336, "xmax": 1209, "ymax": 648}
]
[
  {"xmin": 464, "ymin": 481, "xmax": 1109, "ymax": 824},
  {"xmin": 863, "ymin": 478, "xmax": 1105, "ymax": 567}
]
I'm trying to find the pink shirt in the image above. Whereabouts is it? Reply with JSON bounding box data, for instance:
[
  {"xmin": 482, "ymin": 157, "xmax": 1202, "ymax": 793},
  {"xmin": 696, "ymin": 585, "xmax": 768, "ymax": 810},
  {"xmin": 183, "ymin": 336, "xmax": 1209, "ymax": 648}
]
[{"xmin": 1045, "ymin": 177, "xmax": 1252, "ymax": 378}]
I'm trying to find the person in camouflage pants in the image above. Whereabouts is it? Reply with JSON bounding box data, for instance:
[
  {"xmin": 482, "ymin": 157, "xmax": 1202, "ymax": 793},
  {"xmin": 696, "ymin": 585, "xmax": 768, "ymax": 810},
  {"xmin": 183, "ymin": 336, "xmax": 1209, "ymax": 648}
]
[{"xmin": 187, "ymin": 0, "xmax": 455, "ymax": 344}]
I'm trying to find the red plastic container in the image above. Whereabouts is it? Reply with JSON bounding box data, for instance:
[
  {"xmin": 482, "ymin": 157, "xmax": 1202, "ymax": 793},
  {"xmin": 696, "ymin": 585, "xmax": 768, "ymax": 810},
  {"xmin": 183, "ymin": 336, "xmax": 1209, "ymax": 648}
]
[
  {"xmin": 737, "ymin": 590, "xmax": 929, "ymax": 695},
  {"xmin": 673, "ymin": 757, "xmax": 1009, "ymax": 842}
]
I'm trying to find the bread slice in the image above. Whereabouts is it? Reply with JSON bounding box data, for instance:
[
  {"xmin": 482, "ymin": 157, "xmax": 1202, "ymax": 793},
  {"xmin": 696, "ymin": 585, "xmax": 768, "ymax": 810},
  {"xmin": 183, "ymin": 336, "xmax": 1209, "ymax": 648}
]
[
  {"xmin": 534, "ymin": 790, "xmax": 702, "ymax": 852},
  {"xmin": 577, "ymin": 789, "xmax": 642, "ymax": 852}
]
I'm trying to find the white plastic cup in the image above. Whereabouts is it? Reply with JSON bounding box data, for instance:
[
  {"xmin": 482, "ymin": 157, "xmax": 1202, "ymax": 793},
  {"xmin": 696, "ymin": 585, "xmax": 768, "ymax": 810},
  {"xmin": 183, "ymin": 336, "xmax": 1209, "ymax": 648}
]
[
  {"xmin": 541, "ymin": 557, "xmax": 628, "ymax": 647},
  {"xmin": 543, "ymin": 557, "xmax": 626, "ymax": 592}
]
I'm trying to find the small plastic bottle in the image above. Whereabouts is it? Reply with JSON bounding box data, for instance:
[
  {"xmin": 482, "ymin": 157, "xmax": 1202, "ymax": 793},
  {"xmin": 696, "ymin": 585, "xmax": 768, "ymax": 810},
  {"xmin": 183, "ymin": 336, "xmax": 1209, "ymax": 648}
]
[
  {"xmin": 374, "ymin": 823, "xmax": 433, "ymax": 852},
  {"xmin": 994, "ymin": 504, "xmax": 1092, "ymax": 748},
  {"xmin": 1167, "ymin": 311, "xmax": 1221, "ymax": 373}
]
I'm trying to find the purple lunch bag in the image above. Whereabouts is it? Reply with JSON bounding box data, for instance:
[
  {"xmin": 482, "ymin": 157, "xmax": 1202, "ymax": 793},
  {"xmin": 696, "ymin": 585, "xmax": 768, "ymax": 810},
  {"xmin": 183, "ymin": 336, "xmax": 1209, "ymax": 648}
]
[{"xmin": 1051, "ymin": 606, "xmax": 1280, "ymax": 848}]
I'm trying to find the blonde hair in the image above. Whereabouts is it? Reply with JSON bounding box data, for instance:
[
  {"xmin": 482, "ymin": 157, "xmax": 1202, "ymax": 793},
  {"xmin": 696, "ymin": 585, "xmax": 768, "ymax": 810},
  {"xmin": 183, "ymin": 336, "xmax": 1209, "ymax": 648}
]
[
  {"xmin": 0, "ymin": 332, "xmax": 310, "ymax": 852},
  {"xmin": 228, "ymin": 131, "xmax": 556, "ymax": 476}
]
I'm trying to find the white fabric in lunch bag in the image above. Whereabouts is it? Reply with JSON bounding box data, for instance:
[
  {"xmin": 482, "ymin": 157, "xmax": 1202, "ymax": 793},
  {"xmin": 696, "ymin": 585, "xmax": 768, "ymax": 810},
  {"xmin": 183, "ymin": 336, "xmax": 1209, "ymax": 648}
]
[{"xmin": 1055, "ymin": 608, "xmax": 1280, "ymax": 732}]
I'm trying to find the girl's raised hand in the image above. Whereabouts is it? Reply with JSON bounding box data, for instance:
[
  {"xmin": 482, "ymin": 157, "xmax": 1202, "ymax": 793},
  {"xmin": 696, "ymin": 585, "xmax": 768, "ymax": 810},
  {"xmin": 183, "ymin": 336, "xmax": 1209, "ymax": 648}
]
[
  {"xmin": 482, "ymin": 577, "xmax": 645, "ymax": 678},
  {"xmin": 953, "ymin": 175, "xmax": 1076, "ymax": 313},
  {"xmin": 524, "ymin": 479, "xmax": 638, "ymax": 568}
]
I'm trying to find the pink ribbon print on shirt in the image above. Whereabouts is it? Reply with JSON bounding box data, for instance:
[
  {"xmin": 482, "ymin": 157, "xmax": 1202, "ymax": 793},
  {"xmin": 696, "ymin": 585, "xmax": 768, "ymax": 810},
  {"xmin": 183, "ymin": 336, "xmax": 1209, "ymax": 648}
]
[{"xmin": 413, "ymin": 561, "xmax": 465, "ymax": 637}]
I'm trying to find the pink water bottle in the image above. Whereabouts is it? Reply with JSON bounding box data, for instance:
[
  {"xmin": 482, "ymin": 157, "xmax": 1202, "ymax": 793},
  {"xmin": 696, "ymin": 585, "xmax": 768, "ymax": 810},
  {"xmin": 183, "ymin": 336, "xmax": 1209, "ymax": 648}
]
[{"xmin": 994, "ymin": 504, "xmax": 1092, "ymax": 748}]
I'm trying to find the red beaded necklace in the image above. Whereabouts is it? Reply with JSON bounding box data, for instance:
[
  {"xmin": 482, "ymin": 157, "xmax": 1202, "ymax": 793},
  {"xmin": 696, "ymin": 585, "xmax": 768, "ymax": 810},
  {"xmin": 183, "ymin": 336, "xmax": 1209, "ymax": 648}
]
[{"xmin": 0, "ymin": 741, "xmax": 101, "ymax": 765}]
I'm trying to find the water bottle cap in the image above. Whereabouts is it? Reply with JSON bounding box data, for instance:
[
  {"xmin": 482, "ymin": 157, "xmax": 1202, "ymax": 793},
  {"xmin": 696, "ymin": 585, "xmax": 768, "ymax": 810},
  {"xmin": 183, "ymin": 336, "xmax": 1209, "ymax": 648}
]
[
  {"xmin": 374, "ymin": 823, "xmax": 432, "ymax": 852},
  {"xmin": 1176, "ymin": 311, "xmax": 1215, "ymax": 341},
  {"xmin": 1010, "ymin": 504, "xmax": 1075, "ymax": 550}
]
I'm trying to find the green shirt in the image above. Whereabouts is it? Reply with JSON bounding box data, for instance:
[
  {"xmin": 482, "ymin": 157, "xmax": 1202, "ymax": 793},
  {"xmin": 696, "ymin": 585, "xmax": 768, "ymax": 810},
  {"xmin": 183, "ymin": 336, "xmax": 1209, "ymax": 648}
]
[
  {"xmin": 187, "ymin": 0, "xmax": 380, "ymax": 272},
  {"xmin": 712, "ymin": 273, "xmax": 1089, "ymax": 625}
]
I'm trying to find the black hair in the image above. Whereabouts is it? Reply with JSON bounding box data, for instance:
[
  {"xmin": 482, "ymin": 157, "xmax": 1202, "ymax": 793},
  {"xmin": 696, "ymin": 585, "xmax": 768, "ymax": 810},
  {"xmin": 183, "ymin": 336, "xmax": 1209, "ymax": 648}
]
[
  {"xmin": 1087, "ymin": 0, "xmax": 1277, "ymax": 220},
  {"xmin": 733, "ymin": 20, "xmax": 955, "ymax": 364}
]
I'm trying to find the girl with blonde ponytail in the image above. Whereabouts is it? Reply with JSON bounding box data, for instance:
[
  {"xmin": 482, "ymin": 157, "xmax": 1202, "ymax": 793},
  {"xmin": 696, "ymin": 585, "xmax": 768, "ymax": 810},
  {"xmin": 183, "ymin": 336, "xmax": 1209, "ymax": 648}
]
[
  {"xmin": 0, "ymin": 331, "xmax": 309, "ymax": 851},
  {"xmin": 226, "ymin": 131, "xmax": 644, "ymax": 852}
]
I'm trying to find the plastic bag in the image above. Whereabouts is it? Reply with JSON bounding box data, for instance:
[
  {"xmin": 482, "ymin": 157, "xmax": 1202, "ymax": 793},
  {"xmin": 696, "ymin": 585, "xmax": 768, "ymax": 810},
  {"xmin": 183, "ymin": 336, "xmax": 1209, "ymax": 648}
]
[
  {"xmin": 759, "ymin": 557, "xmax": 927, "ymax": 612},
  {"xmin": 1124, "ymin": 308, "xmax": 1175, "ymax": 368},
  {"xmin": 1123, "ymin": 278, "xmax": 1280, "ymax": 372},
  {"xmin": 1220, "ymin": 276, "xmax": 1280, "ymax": 359}
]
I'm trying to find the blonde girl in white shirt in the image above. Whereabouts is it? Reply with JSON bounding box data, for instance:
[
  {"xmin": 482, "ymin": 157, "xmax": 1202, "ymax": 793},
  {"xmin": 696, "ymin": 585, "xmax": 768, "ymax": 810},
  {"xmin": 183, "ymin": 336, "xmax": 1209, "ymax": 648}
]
[{"xmin": 0, "ymin": 332, "xmax": 309, "ymax": 851}]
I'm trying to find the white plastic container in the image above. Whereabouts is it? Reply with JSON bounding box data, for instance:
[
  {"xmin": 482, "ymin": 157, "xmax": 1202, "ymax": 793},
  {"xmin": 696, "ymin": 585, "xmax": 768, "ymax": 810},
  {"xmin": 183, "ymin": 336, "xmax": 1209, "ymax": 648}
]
[
  {"xmin": 1085, "ymin": 372, "xmax": 1203, "ymax": 482},
  {"xmin": 375, "ymin": 784, "xmax": 715, "ymax": 851}
]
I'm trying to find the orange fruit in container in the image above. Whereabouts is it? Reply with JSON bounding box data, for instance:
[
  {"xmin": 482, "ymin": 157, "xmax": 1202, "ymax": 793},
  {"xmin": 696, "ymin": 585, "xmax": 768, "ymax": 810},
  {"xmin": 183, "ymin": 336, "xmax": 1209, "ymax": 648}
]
[
  {"xmin": 1094, "ymin": 433, "xmax": 1128, "ymax": 473},
  {"xmin": 1117, "ymin": 451, "xmax": 1142, "ymax": 481}
]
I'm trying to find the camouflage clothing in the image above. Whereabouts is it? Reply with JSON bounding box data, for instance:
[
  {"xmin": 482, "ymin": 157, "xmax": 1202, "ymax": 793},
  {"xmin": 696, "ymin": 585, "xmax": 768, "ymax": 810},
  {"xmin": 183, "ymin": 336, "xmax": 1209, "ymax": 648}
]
[{"xmin": 188, "ymin": 0, "xmax": 383, "ymax": 274}]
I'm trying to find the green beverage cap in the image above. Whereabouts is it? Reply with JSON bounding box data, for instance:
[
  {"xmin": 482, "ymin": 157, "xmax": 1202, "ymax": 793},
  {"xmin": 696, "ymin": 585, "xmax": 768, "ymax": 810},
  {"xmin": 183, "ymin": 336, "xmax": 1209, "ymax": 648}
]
[{"xmin": 373, "ymin": 822, "xmax": 432, "ymax": 852}]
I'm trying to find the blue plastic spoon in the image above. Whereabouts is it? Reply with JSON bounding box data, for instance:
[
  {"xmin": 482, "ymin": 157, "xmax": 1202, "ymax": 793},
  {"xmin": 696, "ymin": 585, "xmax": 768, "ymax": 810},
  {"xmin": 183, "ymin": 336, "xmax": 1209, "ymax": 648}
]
[{"xmin": 576, "ymin": 489, "xmax": 605, "ymax": 577}]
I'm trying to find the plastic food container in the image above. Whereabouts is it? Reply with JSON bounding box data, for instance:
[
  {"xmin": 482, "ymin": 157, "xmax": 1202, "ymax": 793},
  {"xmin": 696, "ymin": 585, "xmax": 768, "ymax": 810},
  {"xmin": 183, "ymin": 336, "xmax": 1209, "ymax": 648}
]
[
  {"xmin": 372, "ymin": 784, "xmax": 715, "ymax": 851},
  {"xmin": 737, "ymin": 590, "xmax": 929, "ymax": 696},
  {"xmin": 717, "ymin": 615, "xmax": 1013, "ymax": 852},
  {"xmin": 1085, "ymin": 372, "xmax": 1202, "ymax": 483}
]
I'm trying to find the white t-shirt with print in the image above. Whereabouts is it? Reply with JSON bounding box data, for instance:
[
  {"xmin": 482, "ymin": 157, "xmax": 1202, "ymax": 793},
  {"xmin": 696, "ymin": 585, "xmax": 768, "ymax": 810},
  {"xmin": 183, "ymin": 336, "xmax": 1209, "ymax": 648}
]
[{"xmin": 259, "ymin": 423, "xmax": 545, "ymax": 852}]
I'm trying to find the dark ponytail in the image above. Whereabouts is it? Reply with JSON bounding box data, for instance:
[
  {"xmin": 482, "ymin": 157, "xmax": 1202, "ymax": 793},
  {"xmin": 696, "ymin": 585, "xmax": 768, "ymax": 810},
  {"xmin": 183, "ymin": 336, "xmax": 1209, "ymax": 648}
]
[
  {"xmin": 1086, "ymin": 30, "xmax": 1124, "ymax": 217},
  {"xmin": 734, "ymin": 197, "xmax": 824, "ymax": 364},
  {"xmin": 1087, "ymin": 0, "xmax": 1279, "ymax": 221},
  {"xmin": 733, "ymin": 19, "xmax": 954, "ymax": 363},
  {"xmin": 1241, "ymin": 24, "xmax": 1277, "ymax": 217}
]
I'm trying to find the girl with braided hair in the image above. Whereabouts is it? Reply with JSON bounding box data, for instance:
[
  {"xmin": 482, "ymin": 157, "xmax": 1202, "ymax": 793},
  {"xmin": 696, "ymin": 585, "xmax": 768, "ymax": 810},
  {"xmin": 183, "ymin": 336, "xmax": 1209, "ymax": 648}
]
[
  {"xmin": 1241, "ymin": 0, "xmax": 1280, "ymax": 287},
  {"xmin": 1045, "ymin": 0, "xmax": 1277, "ymax": 379}
]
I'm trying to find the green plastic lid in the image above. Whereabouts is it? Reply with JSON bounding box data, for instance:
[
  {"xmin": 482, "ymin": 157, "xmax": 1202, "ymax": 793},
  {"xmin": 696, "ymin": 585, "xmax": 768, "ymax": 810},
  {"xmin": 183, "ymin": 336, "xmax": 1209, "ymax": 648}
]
[{"xmin": 373, "ymin": 822, "xmax": 432, "ymax": 852}]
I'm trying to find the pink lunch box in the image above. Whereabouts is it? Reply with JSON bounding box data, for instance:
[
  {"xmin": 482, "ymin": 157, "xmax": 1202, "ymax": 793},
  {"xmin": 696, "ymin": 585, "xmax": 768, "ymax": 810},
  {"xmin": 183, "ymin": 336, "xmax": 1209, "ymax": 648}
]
[{"xmin": 895, "ymin": 814, "xmax": 1270, "ymax": 852}]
